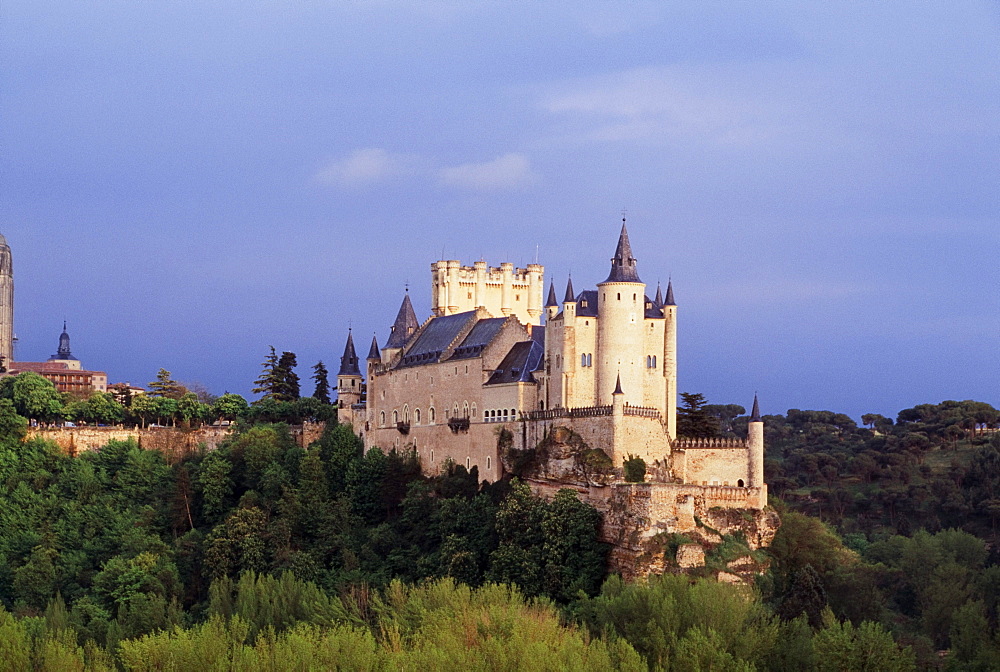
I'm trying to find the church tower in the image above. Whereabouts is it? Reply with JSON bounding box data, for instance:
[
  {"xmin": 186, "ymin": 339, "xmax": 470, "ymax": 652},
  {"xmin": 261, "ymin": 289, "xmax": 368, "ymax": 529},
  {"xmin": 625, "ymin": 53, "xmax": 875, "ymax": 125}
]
[
  {"xmin": 0, "ymin": 235, "xmax": 12, "ymax": 369},
  {"xmin": 596, "ymin": 221, "xmax": 647, "ymax": 406},
  {"xmin": 47, "ymin": 322, "xmax": 82, "ymax": 370}
]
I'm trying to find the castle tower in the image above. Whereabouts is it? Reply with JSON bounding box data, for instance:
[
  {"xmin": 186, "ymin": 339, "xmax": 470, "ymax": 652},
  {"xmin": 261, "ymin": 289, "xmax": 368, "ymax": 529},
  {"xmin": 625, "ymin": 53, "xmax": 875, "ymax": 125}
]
[
  {"xmin": 748, "ymin": 394, "xmax": 765, "ymax": 488},
  {"xmin": 0, "ymin": 235, "xmax": 12, "ymax": 368},
  {"xmin": 560, "ymin": 276, "xmax": 577, "ymax": 407},
  {"xmin": 544, "ymin": 281, "xmax": 558, "ymax": 321},
  {"xmin": 337, "ymin": 329, "xmax": 363, "ymax": 422},
  {"xmin": 596, "ymin": 221, "xmax": 646, "ymax": 406},
  {"xmin": 382, "ymin": 291, "xmax": 419, "ymax": 363},
  {"xmin": 662, "ymin": 279, "xmax": 678, "ymax": 439},
  {"xmin": 430, "ymin": 258, "xmax": 544, "ymax": 325}
]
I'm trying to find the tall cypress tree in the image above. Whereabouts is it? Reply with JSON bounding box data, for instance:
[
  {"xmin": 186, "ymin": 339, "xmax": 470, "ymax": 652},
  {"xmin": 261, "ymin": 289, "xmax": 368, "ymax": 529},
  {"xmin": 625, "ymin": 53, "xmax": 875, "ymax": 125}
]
[
  {"xmin": 677, "ymin": 392, "xmax": 719, "ymax": 438},
  {"xmin": 274, "ymin": 351, "xmax": 300, "ymax": 401},
  {"xmin": 312, "ymin": 361, "xmax": 331, "ymax": 404},
  {"xmin": 252, "ymin": 346, "xmax": 280, "ymax": 401}
]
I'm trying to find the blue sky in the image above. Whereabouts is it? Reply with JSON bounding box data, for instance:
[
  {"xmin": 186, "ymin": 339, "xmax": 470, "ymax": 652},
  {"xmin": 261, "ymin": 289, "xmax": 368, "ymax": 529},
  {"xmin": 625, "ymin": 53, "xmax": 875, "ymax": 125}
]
[{"xmin": 2, "ymin": 2, "xmax": 997, "ymax": 420}]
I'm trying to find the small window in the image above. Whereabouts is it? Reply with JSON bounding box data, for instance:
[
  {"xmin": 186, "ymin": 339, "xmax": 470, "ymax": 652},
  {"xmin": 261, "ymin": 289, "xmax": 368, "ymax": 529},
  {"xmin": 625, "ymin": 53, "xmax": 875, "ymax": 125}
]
[
  {"xmin": 487, "ymin": 457, "xmax": 492, "ymax": 470},
  {"xmin": 466, "ymin": 457, "xmax": 471, "ymax": 470},
  {"xmin": 738, "ymin": 479, "xmax": 745, "ymax": 487},
  {"xmin": 502, "ymin": 409, "xmax": 508, "ymax": 420},
  {"xmin": 414, "ymin": 408, "xmax": 421, "ymax": 424},
  {"xmin": 430, "ymin": 407, "xmax": 436, "ymax": 423},
  {"xmin": 392, "ymin": 410, "xmax": 398, "ymax": 424},
  {"xmin": 471, "ymin": 403, "xmax": 477, "ymax": 418},
  {"xmin": 617, "ymin": 292, "xmax": 621, "ymax": 300},
  {"xmin": 431, "ymin": 450, "xmax": 434, "ymax": 462},
  {"xmin": 380, "ymin": 411, "xmax": 385, "ymax": 427},
  {"xmin": 581, "ymin": 354, "xmax": 587, "ymax": 367}
]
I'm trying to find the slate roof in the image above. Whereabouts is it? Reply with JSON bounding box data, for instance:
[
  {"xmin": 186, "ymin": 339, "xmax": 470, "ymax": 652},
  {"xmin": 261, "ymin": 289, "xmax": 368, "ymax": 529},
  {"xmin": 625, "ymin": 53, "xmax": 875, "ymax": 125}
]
[
  {"xmin": 338, "ymin": 330, "xmax": 362, "ymax": 376},
  {"xmin": 485, "ymin": 340, "xmax": 544, "ymax": 386},
  {"xmin": 367, "ymin": 334, "xmax": 380, "ymax": 360},
  {"xmin": 545, "ymin": 281, "xmax": 558, "ymax": 307},
  {"xmin": 750, "ymin": 394, "xmax": 762, "ymax": 422},
  {"xmin": 563, "ymin": 276, "xmax": 575, "ymax": 303},
  {"xmin": 450, "ymin": 317, "xmax": 506, "ymax": 360},
  {"xmin": 644, "ymin": 295, "xmax": 665, "ymax": 319},
  {"xmin": 664, "ymin": 279, "xmax": 676, "ymax": 306},
  {"xmin": 395, "ymin": 311, "xmax": 474, "ymax": 368},
  {"xmin": 603, "ymin": 222, "xmax": 642, "ymax": 283},
  {"xmin": 654, "ymin": 283, "xmax": 663, "ymax": 306},
  {"xmin": 385, "ymin": 293, "xmax": 419, "ymax": 349},
  {"xmin": 575, "ymin": 290, "xmax": 599, "ymax": 317}
]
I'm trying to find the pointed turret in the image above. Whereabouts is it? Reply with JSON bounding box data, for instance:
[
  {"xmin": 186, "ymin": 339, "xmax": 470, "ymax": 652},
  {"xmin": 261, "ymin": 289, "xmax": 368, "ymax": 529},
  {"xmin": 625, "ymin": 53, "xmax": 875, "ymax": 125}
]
[
  {"xmin": 367, "ymin": 334, "xmax": 380, "ymax": 360},
  {"xmin": 563, "ymin": 276, "xmax": 576, "ymax": 303},
  {"xmin": 750, "ymin": 394, "xmax": 761, "ymax": 422},
  {"xmin": 338, "ymin": 329, "xmax": 362, "ymax": 377},
  {"xmin": 385, "ymin": 292, "xmax": 419, "ymax": 349},
  {"xmin": 654, "ymin": 283, "xmax": 663, "ymax": 306},
  {"xmin": 49, "ymin": 321, "xmax": 77, "ymax": 361},
  {"xmin": 748, "ymin": 393, "xmax": 765, "ymax": 490},
  {"xmin": 603, "ymin": 220, "xmax": 641, "ymax": 283},
  {"xmin": 545, "ymin": 281, "xmax": 558, "ymax": 307},
  {"xmin": 664, "ymin": 279, "xmax": 676, "ymax": 306},
  {"xmin": 613, "ymin": 373, "xmax": 623, "ymax": 396}
]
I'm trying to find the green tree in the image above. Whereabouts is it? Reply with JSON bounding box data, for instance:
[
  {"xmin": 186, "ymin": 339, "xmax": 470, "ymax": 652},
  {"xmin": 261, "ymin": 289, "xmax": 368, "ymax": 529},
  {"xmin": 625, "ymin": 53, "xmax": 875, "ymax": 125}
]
[
  {"xmin": 0, "ymin": 398, "xmax": 27, "ymax": 443},
  {"xmin": 5, "ymin": 372, "xmax": 64, "ymax": 423},
  {"xmin": 252, "ymin": 346, "xmax": 280, "ymax": 402},
  {"xmin": 623, "ymin": 454, "xmax": 646, "ymax": 482},
  {"xmin": 312, "ymin": 361, "xmax": 331, "ymax": 404},
  {"xmin": 147, "ymin": 368, "xmax": 183, "ymax": 399},
  {"xmin": 677, "ymin": 392, "xmax": 719, "ymax": 438},
  {"xmin": 274, "ymin": 351, "xmax": 300, "ymax": 401},
  {"xmin": 211, "ymin": 393, "xmax": 249, "ymax": 423}
]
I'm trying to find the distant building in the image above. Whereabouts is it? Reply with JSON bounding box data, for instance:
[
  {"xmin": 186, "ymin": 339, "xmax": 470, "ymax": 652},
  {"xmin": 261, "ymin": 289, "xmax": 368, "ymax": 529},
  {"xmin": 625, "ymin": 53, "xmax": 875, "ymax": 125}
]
[
  {"xmin": 9, "ymin": 324, "xmax": 107, "ymax": 395},
  {"xmin": 0, "ymin": 234, "xmax": 13, "ymax": 368},
  {"xmin": 107, "ymin": 382, "xmax": 146, "ymax": 404}
]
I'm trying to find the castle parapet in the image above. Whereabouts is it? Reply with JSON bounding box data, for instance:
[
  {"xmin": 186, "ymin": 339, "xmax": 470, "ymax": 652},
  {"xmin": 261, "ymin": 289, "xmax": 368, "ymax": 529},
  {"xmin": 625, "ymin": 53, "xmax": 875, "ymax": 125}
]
[
  {"xmin": 622, "ymin": 403, "xmax": 661, "ymax": 420},
  {"xmin": 522, "ymin": 405, "xmax": 613, "ymax": 421},
  {"xmin": 671, "ymin": 436, "xmax": 748, "ymax": 449}
]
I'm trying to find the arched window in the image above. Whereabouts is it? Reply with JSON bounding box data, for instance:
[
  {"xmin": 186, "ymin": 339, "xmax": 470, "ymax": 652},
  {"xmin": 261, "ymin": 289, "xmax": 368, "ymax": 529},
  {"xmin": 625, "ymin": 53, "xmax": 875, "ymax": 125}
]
[
  {"xmin": 502, "ymin": 409, "xmax": 508, "ymax": 420},
  {"xmin": 738, "ymin": 479, "xmax": 745, "ymax": 487},
  {"xmin": 403, "ymin": 405, "xmax": 409, "ymax": 423},
  {"xmin": 582, "ymin": 354, "xmax": 587, "ymax": 367},
  {"xmin": 471, "ymin": 403, "xmax": 477, "ymax": 418},
  {"xmin": 453, "ymin": 403, "xmax": 459, "ymax": 417},
  {"xmin": 510, "ymin": 408, "xmax": 517, "ymax": 419},
  {"xmin": 392, "ymin": 410, "xmax": 398, "ymax": 424},
  {"xmin": 429, "ymin": 407, "xmax": 436, "ymax": 423},
  {"xmin": 586, "ymin": 354, "xmax": 592, "ymax": 366},
  {"xmin": 380, "ymin": 411, "xmax": 385, "ymax": 427},
  {"xmin": 652, "ymin": 355, "xmax": 657, "ymax": 368},
  {"xmin": 463, "ymin": 402, "xmax": 469, "ymax": 418},
  {"xmin": 414, "ymin": 408, "xmax": 421, "ymax": 424},
  {"xmin": 617, "ymin": 292, "xmax": 621, "ymax": 300}
]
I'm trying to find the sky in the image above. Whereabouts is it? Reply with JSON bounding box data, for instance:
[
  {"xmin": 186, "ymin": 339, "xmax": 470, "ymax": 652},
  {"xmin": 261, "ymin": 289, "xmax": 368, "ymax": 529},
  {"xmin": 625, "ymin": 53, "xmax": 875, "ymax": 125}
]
[{"xmin": 2, "ymin": 1, "xmax": 997, "ymax": 421}]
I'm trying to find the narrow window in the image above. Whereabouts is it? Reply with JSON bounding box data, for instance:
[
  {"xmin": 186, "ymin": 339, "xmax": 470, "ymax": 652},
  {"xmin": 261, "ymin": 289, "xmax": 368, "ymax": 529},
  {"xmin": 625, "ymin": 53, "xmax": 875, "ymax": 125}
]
[
  {"xmin": 380, "ymin": 411, "xmax": 385, "ymax": 427},
  {"xmin": 617, "ymin": 292, "xmax": 620, "ymax": 300},
  {"xmin": 582, "ymin": 354, "xmax": 587, "ymax": 367},
  {"xmin": 430, "ymin": 407, "xmax": 436, "ymax": 423},
  {"xmin": 392, "ymin": 410, "xmax": 398, "ymax": 424},
  {"xmin": 414, "ymin": 408, "xmax": 421, "ymax": 424},
  {"xmin": 466, "ymin": 457, "xmax": 471, "ymax": 470},
  {"xmin": 487, "ymin": 457, "xmax": 491, "ymax": 470},
  {"xmin": 471, "ymin": 403, "xmax": 477, "ymax": 418}
]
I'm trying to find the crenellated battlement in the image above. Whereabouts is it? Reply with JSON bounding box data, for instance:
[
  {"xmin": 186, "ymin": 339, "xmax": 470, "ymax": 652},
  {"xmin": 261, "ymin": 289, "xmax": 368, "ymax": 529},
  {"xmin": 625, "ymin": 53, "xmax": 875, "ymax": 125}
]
[{"xmin": 671, "ymin": 436, "xmax": 748, "ymax": 449}]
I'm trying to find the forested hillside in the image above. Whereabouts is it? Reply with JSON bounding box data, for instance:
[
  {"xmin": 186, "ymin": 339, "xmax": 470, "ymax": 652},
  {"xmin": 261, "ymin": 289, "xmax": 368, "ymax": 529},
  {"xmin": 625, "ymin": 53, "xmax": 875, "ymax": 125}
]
[{"xmin": 1, "ymin": 372, "xmax": 996, "ymax": 669}]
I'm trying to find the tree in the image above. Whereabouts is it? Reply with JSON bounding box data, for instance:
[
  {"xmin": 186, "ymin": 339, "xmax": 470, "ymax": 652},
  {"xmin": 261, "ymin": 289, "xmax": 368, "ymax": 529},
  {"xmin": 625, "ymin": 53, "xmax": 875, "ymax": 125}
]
[
  {"xmin": 274, "ymin": 351, "xmax": 300, "ymax": 402},
  {"xmin": 704, "ymin": 404, "xmax": 746, "ymax": 434},
  {"xmin": 623, "ymin": 455, "xmax": 646, "ymax": 482},
  {"xmin": 252, "ymin": 346, "xmax": 280, "ymax": 402},
  {"xmin": 5, "ymin": 372, "xmax": 64, "ymax": 423},
  {"xmin": 312, "ymin": 361, "xmax": 331, "ymax": 404},
  {"xmin": 147, "ymin": 369, "xmax": 183, "ymax": 399},
  {"xmin": 677, "ymin": 392, "xmax": 718, "ymax": 438},
  {"xmin": 211, "ymin": 393, "xmax": 249, "ymax": 424}
]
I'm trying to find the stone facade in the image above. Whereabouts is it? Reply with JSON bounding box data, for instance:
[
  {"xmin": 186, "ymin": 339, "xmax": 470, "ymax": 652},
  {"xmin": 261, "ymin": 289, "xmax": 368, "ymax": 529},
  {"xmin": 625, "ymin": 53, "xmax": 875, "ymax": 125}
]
[{"xmin": 340, "ymin": 222, "xmax": 775, "ymax": 574}]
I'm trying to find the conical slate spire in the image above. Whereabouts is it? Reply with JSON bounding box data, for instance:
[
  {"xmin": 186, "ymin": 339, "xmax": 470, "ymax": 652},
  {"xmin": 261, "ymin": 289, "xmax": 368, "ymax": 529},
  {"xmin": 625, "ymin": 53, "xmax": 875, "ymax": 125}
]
[
  {"xmin": 613, "ymin": 373, "xmax": 623, "ymax": 395},
  {"xmin": 664, "ymin": 279, "xmax": 676, "ymax": 306},
  {"xmin": 603, "ymin": 220, "xmax": 642, "ymax": 283},
  {"xmin": 385, "ymin": 292, "xmax": 419, "ymax": 349},
  {"xmin": 563, "ymin": 276, "xmax": 576, "ymax": 303},
  {"xmin": 52, "ymin": 321, "xmax": 76, "ymax": 360},
  {"xmin": 338, "ymin": 329, "xmax": 362, "ymax": 376},
  {"xmin": 654, "ymin": 283, "xmax": 663, "ymax": 306},
  {"xmin": 367, "ymin": 333, "xmax": 380, "ymax": 360},
  {"xmin": 545, "ymin": 281, "xmax": 558, "ymax": 307},
  {"xmin": 750, "ymin": 394, "xmax": 762, "ymax": 422}
]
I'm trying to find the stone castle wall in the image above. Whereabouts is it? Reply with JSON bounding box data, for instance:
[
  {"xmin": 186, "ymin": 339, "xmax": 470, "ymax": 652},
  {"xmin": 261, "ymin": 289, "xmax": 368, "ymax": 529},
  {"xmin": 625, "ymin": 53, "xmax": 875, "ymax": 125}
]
[{"xmin": 29, "ymin": 421, "xmax": 327, "ymax": 458}]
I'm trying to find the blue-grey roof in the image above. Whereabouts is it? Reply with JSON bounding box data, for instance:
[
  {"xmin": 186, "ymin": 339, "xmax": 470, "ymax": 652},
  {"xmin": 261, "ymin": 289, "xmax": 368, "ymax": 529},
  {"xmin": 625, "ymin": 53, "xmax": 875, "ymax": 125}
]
[
  {"xmin": 576, "ymin": 290, "xmax": 599, "ymax": 317},
  {"xmin": 545, "ymin": 281, "xmax": 558, "ymax": 307},
  {"xmin": 395, "ymin": 311, "xmax": 474, "ymax": 368},
  {"xmin": 385, "ymin": 293, "xmax": 419, "ymax": 349},
  {"xmin": 450, "ymin": 317, "xmax": 506, "ymax": 360},
  {"xmin": 530, "ymin": 325, "xmax": 544, "ymax": 345},
  {"xmin": 338, "ymin": 330, "xmax": 362, "ymax": 376},
  {"xmin": 564, "ymin": 276, "xmax": 575, "ymax": 303},
  {"xmin": 664, "ymin": 279, "xmax": 676, "ymax": 306},
  {"xmin": 750, "ymin": 394, "xmax": 762, "ymax": 422},
  {"xmin": 644, "ymin": 295, "xmax": 664, "ymax": 319},
  {"xmin": 654, "ymin": 283, "xmax": 663, "ymax": 306},
  {"xmin": 367, "ymin": 334, "xmax": 380, "ymax": 360},
  {"xmin": 485, "ymin": 340, "xmax": 544, "ymax": 385},
  {"xmin": 603, "ymin": 222, "xmax": 642, "ymax": 283}
]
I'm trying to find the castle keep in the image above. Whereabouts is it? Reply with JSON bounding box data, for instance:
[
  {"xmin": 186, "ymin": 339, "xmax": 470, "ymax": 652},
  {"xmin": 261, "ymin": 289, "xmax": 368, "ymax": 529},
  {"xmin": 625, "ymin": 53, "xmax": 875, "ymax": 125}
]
[{"xmin": 338, "ymin": 223, "xmax": 768, "ymax": 519}]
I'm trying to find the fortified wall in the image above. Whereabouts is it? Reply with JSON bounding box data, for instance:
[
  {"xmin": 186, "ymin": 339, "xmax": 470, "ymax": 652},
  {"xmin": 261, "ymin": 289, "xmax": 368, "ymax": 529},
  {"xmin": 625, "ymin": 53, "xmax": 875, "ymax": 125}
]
[{"xmin": 28, "ymin": 422, "xmax": 326, "ymax": 458}]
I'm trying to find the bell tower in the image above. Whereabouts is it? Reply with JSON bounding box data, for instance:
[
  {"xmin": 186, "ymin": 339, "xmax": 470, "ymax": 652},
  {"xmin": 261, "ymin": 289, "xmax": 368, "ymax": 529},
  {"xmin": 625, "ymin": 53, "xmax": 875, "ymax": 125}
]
[{"xmin": 0, "ymin": 235, "xmax": 12, "ymax": 369}]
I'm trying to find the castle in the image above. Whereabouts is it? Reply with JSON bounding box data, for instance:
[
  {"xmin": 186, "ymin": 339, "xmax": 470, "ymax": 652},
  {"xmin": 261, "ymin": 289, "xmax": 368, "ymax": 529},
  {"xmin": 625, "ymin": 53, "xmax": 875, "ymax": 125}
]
[{"xmin": 336, "ymin": 223, "xmax": 767, "ymax": 513}]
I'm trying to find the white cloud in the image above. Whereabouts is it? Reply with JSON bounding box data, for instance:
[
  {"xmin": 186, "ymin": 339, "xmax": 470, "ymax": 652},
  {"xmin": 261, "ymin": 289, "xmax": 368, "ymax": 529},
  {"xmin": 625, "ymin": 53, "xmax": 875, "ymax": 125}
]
[
  {"xmin": 313, "ymin": 148, "xmax": 411, "ymax": 187},
  {"xmin": 438, "ymin": 153, "xmax": 539, "ymax": 190}
]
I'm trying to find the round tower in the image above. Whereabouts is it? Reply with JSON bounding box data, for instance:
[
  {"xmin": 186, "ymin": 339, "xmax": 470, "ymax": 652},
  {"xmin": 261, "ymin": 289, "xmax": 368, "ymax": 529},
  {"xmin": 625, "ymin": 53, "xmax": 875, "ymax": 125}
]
[
  {"xmin": 597, "ymin": 221, "xmax": 646, "ymax": 406},
  {"xmin": 662, "ymin": 279, "xmax": 678, "ymax": 438},
  {"xmin": 0, "ymin": 235, "xmax": 12, "ymax": 368},
  {"xmin": 748, "ymin": 394, "xmax": 765, "ymax": 489}
]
